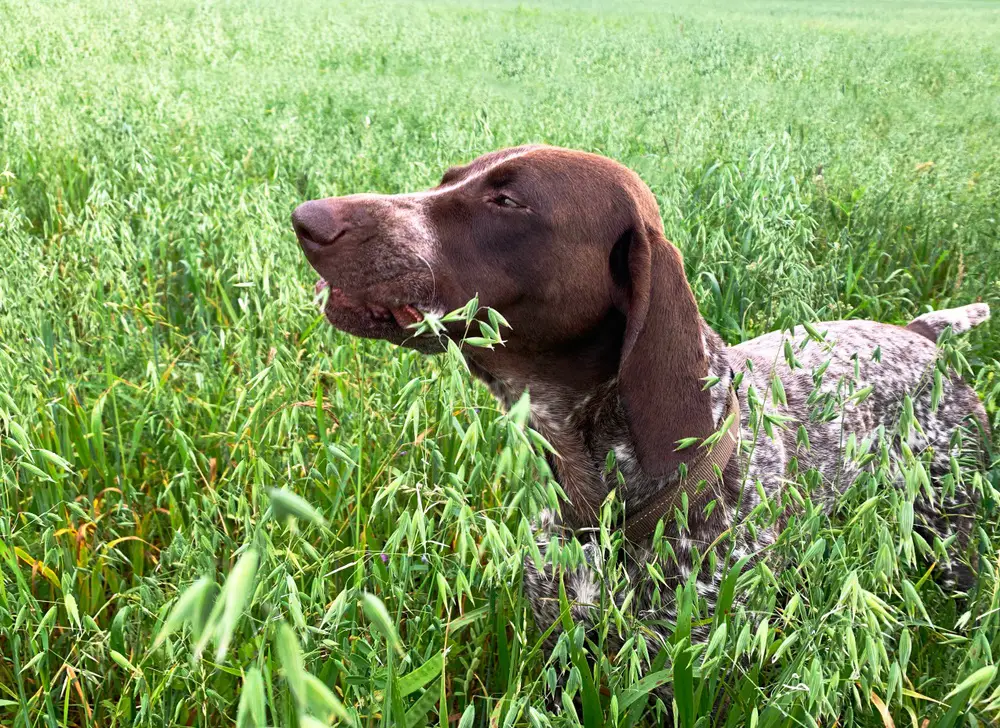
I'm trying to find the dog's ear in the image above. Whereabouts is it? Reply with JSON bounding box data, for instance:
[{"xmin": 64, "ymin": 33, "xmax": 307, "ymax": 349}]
[{"xmin": 613, "ymin": 224, "xmax": 715, "ymax": 477}]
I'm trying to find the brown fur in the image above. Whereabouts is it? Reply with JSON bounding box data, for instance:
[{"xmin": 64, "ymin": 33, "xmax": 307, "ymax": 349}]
[{"xmin": 292, "ymin": 145, "xmax": 991, "ymax": 667}]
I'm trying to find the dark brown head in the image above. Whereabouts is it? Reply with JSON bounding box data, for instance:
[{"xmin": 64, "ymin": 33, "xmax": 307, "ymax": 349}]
[{"xmin": 292, "ymin": 145, "xmax": 714, "ymax": 479}]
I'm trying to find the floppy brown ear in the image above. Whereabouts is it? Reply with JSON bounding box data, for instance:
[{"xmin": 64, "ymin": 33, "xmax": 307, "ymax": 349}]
[{"xmin": 617, "ymin": 225, "xmax": 715, "ymax": 477}]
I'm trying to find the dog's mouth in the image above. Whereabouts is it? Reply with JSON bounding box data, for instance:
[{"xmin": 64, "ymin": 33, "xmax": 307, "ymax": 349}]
[{"xmin": 315, "ymin": 277, "xmax": 427, "ymax": 330}]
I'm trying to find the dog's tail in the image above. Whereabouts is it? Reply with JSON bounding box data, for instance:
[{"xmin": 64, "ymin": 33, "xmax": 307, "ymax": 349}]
[{"xmin": 906, "ymin": 303, "xmax": 991, "ymax": 342}]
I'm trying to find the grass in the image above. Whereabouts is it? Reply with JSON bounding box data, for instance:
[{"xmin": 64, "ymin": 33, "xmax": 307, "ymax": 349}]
[{"xmin": 2, "ymin": 0, "xmax": 1000, "ymax": 724}]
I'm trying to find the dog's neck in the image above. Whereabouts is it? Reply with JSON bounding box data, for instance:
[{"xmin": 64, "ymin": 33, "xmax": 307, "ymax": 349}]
[{"xmin": 468, "ymin": 320, "xmax": 733, "ymax": 529}]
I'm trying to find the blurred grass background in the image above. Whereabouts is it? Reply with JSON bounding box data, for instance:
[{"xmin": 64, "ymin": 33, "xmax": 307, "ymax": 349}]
[{"xmin": 1, "ymin": 0, "xmax": 999, "ymax": 725}]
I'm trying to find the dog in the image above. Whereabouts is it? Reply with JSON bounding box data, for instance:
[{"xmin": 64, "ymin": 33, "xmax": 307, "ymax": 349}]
[{"xmin": 292, "ymin": 144, "xmax": 990, "ymax": 653}]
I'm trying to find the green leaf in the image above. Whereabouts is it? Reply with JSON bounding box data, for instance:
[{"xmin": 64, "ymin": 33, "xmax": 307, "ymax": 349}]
[
  {"xmin": 404, "ymin": 677, "xmax": 442, "ymax": 728},
  {"xmin": 152, "ymin": 576, "xmax": 214, "ymax": 650},
  {"xmin": 301, "ymin": 717, "xmax": 331, "ymax": 728},
  {"xmin": 8, "ymin": 420, "xmax": 32, "ymax": 456},
  {"xmin": 111, "ymin": 605, "xmax": 130, "ymax": 655},
  {"xmin": 276, "ymin": 622, "xmax": 307, "ymax": 703},
  {"xmin": 110, "ymin": 649, "xmax": 142, "ymax": 678},
  {"xmin": 361, "ymin": 593, "xmax": 405, "ymax": 656},
  {"xmin": 398, "ymin": 651, "xmax": 444, "ymax": 697},
  {"xmin": 461, "ymin": 336, "xmax": 494, "ymax": 348},
  {"xmin": 716, "ymin": 554, "xmax": 752, "ymax": 621},
  {"xmin": 618, "ymin": 669, "xmax": 672, "ymax": 713},
  {"xmin": 801, "ymin": 321, "xmax": 825, "ymax": 342},
  {"xmin": 673, "ymin": 642, "xmax": 695, "ymax": 727},
  {"xmin": 457, "ymin": 705, "xmax": 476, "ymax": 728},
  {"xmin": 214, "ymin": 549, "xmax": 259, "ymax": 660},
  {"xmin": 90, "ymin": 394, "xmax": 108, "ymax": 471},
  {"xmin": 944, "ymin": 664, "xmax": 996, "ymax": 701},
  {"xmin": 269, "ymin": 488, "xmax": 327, "ymax": 527},
  {"xmin": 304, "ymin": 673, "xmax": 355, "ymax": 726},
  {"xmin": 64, "ymin": 593, "xmax": 81, "ymax": 629},
  {"xmin": 558, "ymin": 577, "xmax": 602, "ymax": 728},
  {"xmin": 34, "ymin": 448, "xmax": 73, "ymax": 473},
  {"xmin": 236, "ymin": 668, "xmax": 267, "ymax": 728}
]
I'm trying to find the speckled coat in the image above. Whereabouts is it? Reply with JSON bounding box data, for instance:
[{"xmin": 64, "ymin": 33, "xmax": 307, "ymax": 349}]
[{"xmin": 519, "ymin": 307, "xmax": 990, "ymax": 649}]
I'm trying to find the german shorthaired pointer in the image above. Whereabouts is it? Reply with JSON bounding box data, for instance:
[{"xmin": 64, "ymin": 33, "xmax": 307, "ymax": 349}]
[{"xmin": 293, "ymin": 145, "xmax": 990, "ymax": 652}]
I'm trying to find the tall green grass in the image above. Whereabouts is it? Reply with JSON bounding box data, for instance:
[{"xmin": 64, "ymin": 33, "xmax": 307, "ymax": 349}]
[{"xmin": 1, "ymin": 0, "xmax": 999, "ymax": 725}]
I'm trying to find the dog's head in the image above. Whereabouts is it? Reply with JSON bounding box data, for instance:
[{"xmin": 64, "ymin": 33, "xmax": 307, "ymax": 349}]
[{"xmin": 293, "ymin": 145, "xmax": 715, "ymax": 477}]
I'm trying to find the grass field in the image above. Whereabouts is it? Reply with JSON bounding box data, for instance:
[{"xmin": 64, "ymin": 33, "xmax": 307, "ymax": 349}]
[{"xmin": 2, "ymin": 0, "xmax": 1000, "ymax": 725}]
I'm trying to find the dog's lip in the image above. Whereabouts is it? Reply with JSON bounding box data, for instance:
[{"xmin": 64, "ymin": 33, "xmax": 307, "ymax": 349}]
[{"xmin": 314, "ymin": 278, "xmax": 426, "ymax": 328}]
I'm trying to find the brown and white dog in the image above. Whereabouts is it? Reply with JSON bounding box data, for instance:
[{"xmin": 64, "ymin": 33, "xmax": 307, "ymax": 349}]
[{"xmin": 293, "ymin": 145, "xmax": 990, "ymax": 648}]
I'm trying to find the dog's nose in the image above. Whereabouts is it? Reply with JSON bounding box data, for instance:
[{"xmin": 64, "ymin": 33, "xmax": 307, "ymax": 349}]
[{"xmin": 292, "ymin": 200, "xmax": 350, "ymax": 247}]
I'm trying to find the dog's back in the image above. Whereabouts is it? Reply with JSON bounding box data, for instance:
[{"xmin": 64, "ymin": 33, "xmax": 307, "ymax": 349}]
[{"xmin": 731, "ymin": 306, "xmax": 990, "ymax": 586}]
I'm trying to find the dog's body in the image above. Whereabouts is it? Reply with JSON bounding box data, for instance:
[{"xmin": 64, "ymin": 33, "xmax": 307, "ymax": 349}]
[
  {"xmin": 523, "ymin": 313, "xmax": 989, "ymax": 641},
  {"xmin": 292, "ymin": 145, "xmax": 990, "ymax": 652}
]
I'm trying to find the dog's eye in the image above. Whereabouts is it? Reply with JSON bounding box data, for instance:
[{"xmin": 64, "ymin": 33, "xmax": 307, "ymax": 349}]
[{"xmin": 494, "ymin": 194, "xmax": 524, "ymax": 209}]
